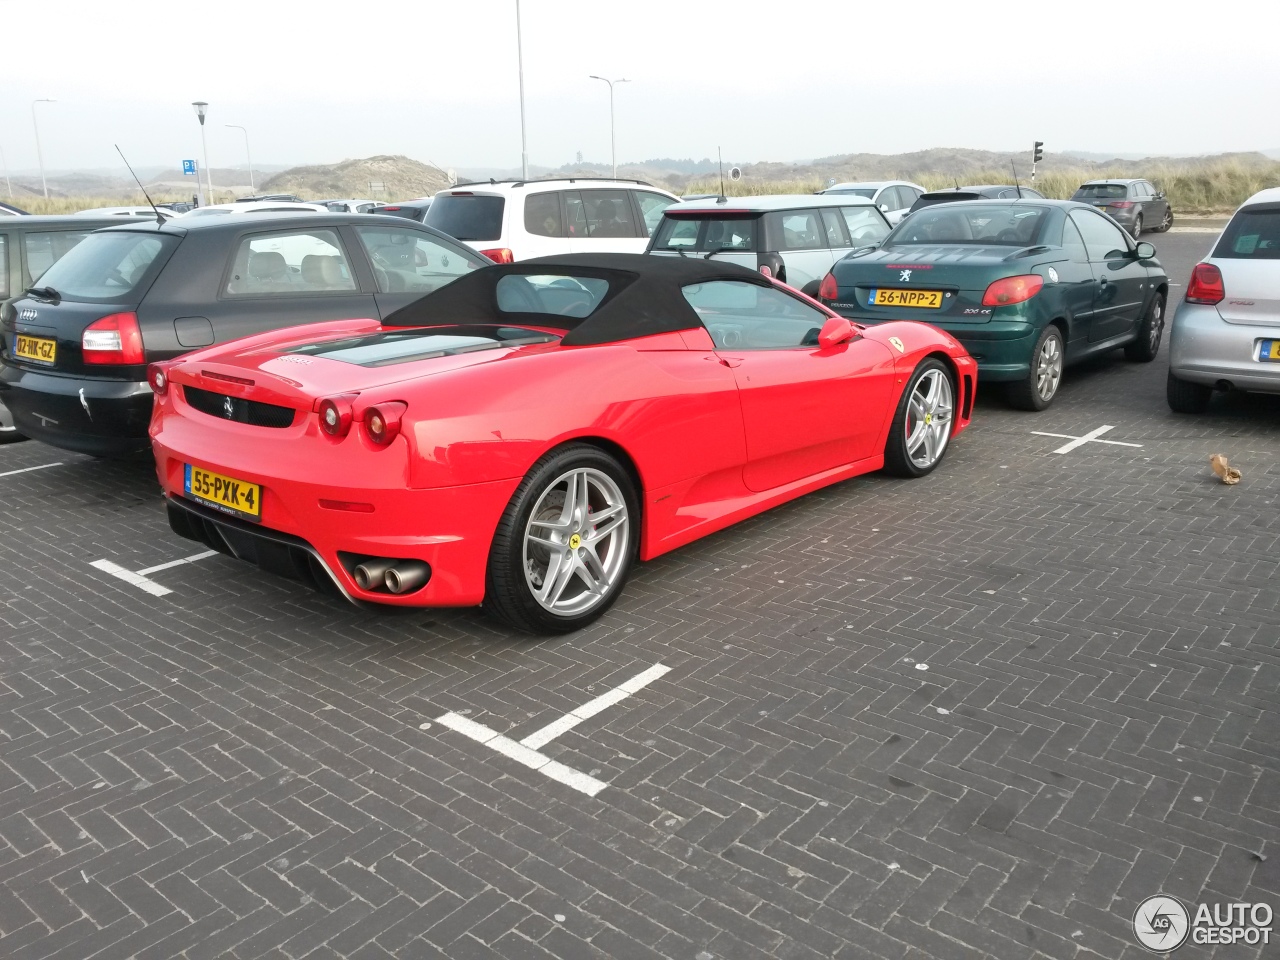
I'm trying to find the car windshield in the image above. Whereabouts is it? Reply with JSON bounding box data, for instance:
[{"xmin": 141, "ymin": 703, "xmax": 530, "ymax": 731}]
[
  {"xmin": 1213, "ymin": 204, "xmax": 1280, "ymax": 259},
  {"xmin": 425, "ymin": 195, "xmax": 505, "ymax": 241},
  {"xmin": 651, "ymin": 215, "xmax": 759, "ymax": 252},
  {"xmin": 826, "ymin": 188, "xmax": 876, "ymax": 198},
  {"xmin": 31, "ymin": 231, "xmax": 178, "ymax": 302},
  {"xmin": 889, "ymin": 204, "xmax": 1049, "ymax": 246},
  {"xmin": 1074, "ymin": 184, "xmax": 1129, "ymax": 200}
]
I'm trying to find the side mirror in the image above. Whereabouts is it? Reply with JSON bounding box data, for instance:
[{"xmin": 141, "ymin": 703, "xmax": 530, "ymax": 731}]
[
  {"xmin": 1135, "ymin": 241, "xmax": 1156, "ymax": 260},
  {"xmin": 817, "ymin": 316, "xmax": 855, "ymax": 348},
  {"xmin": 880, "ymin": 204, "xmax": 890, "ymax": 213}
]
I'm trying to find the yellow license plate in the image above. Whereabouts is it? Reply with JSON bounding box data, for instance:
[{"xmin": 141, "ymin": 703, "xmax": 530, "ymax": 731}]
[
  {"xmin": 14, "ymin": 334, "xmax": 57, "ymax": 364},
  {"xmin": 184, "ymin": 463, "xmax": 262, "ymax": 519},
  {"xmin": 1260, "ymin": 339, "xmax": 1280, "ymax": 362},
  {"xmin": 872, "ymin": 288, "xmax": 944, "ymax": 308}
]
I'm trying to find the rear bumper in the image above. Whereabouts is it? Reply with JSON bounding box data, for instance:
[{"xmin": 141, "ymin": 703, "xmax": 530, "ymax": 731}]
[
  {"xmin": 1169, "ymin": 302, "xmax": 1280, "ymax": 393},
  {"xmin": 0, "ymin": 363, "xmax": 153, "ymax": 457}
]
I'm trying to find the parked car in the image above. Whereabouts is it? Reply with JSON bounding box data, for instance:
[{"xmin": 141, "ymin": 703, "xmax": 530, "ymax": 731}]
[
  {"xmin": 0, "ymin": 214, "xmax": 490, "ymax": 457},
  {"xmin": 1, "ymin": 201, "xmax": 29, "ymax": 217},
  {"xmin": 73, "ymin": 206, "xmax": 176, "ymax": 220},
  {"xmin": 0, "ymin": 215, "xmax": 140, "ymax": 442},
  {"xmin": 149, "ymin": 253, "xmax": 975, "ymax": 632},
  {"xmin": 158, "ymin": 201, "xmax": 195, "ymax": 214},
  {"xmin": 647, "ymin": 195, "xmax": 891, "ymax": 297},
  {"xmin": 820, "ymin": 181, "xmax": 926, "ymax": 224},
  {"xmin": 369, "ymin": 198, "xmax": 432, "ymax": 222},
  {"xmin": 821, "ymin": 199, "xmax": 1168, "ymax": 410},
  {"xmin": 1167, "ymin": 187, "xmax": 1280, "ymax": 412},
  {"xmin": 909, "ymin": 184, "xmax": 1045, "ymax": 213},
  {"xmin": 424, "ymin": 178, "xmax": 680, "ymax": 262},
  {"xmin": 176, "ymin": 201, "xmax": 327, "ymax": 218},
  {"xmin": 235, "ymin": 194, "xmax": 305, "ymax": 203},
  {"xmin": 320, "ymin": 199, "xmax": 383, "ymax": 214},
  {"xmin": 1071, "ymin": 179, "xmax": 1173, "ymax": 238}
]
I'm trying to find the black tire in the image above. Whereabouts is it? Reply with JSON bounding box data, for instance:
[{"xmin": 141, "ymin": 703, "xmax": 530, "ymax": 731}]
[
  {"xmin": 883, "ymin": 358, "xmax": 955, "ymax": 478},
  {"xmin": 1124, "ymin": 292, "xmax": 1165, "ymax": 362},
  {"xmin": 0, "ymin": 401, "xmax": 29, "ymax": 444},
  {"xmin": 800, "ymin": 279, "xmax": 821, "ymax": 298},
  {"xmin": 1166, "ymin": 372, "xmax": 1212, "ymax": 414},
  {"xmin": 483, "ymin": 443, "xmax": 639, "ymax": 634},
  {"xmin": 1157, "ymin": 207, "xmax": 1174, "ymax": 232},
  {"xmin": 1130, "ymin": 215, "xmax": 1143, "ymax": 239},
  {"xmin": 1005, "ymin": 324, "xmax": 1064, "ymax": 411}
]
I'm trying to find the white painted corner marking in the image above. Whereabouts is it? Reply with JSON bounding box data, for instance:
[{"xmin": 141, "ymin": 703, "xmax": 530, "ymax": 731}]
[
  {"xmin": 521, "ymin": 662, "xmax": 672, "ymax": 749},
  {"xmin": 91, "ymin": 550, "xmax": 219, "ymax": 596},
  {"xmin": 1031, "ymin": 424, "xmax": 1143, "ymax": 455}
]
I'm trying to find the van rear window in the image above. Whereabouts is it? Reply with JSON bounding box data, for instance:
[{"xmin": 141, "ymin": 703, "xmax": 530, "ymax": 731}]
[
  {"xmin": 425, "ymin": 195, "xmax": 505, "ymax": 242},
  {"xmin": 1213, "ymin": 204, "xmax": 1280, "ymax": 259}
]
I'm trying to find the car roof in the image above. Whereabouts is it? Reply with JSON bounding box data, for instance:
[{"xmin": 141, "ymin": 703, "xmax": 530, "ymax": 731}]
[
  {"xmin": 97, "ymin": 212, "xmax": 452, "ymax": 237},
  {"xmin": 383, "ymin": 252, "xmax": 773, "ymax": 346},
  {"xmin": 175, "ymin": 200, "xmax": 328, "ymax": 216},
  {"xmin": 910, "ymin": 198, "xmax": 1092, "ymax": 212},
  {"xmin": 1080, "ymin": 178, "xmax": 1143, "ymax": 186},
  {"xmin": 0, "ymin": 214, "xmax": 156, "ymax": 227},
  {"xmin": 824, "ymin": 180, "xmax": 920, "ymax": 190},
  {"xmin": 662, "ymin": 194, "xmax": 876, "ymax": 213}
]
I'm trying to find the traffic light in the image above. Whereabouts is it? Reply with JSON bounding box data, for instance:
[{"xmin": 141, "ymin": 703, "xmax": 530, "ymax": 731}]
[{"xmin": 1033, "ymin": 141, "xmax": 1044, "ymax": 164}]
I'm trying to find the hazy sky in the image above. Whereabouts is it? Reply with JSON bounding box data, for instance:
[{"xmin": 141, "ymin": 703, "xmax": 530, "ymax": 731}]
[{"xmin": 0, "ymin": 0, "xmax": 1274, "ymax": 176}]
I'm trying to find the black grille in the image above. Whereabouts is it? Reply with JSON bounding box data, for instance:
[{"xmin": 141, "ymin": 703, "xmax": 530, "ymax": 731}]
[{"xmin": 183, "ymin": 386, "xmax": 296, "ymax": 428}]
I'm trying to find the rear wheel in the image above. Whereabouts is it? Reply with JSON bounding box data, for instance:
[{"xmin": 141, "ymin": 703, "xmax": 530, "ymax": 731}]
[
  {"xmin": 1006, "ymin": 325, "xmax": 1064, "ymax": 411},
  {"xmin": 1158, "ymin": 207, "xmax": 1174, "ymax": 232},
  {"xmin": 1166, "ymin": 372, "xmax": 1213, "ymax": 414},
  {"xmin": 1130, "ymin": 215, "xmax": 1143, "ymax": 239},
  {"xmin": 484, "ymin": 444, "xmax": 638, "ymax": 634},
  {"xmin": 883, "ymin": 359, "xmax": 955, "ymax": 478},
  {"xmin": 1124, "ymin": 293, "xmax": 1165, "ymax": 361},
  {"xmin": 0, "ymin": 401, "xmax": 29, "ymax": 444}
]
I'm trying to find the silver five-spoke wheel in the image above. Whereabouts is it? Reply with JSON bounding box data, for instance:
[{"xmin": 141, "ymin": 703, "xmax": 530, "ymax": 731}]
[
  {"xmin": 904, "ymin": 368, "xmax": 954, "ymax": 469},
  {"xmin": 1036, "ymin": 333, "xmax": 1063, "ymax": 403},
  {"xmin": 523, "ymin": 467, "xmax": 630, "ymax": 617}
]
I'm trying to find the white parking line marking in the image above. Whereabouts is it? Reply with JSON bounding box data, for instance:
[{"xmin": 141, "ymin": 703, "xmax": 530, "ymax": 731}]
[
  {"xmin": 137, "ymin": 550, "xmax": 218, "ymax": 576},
  {"xmin": 521, "ymin": 663, "xmax": 672, "ymax": 750},
  {"xmin": 1031, "ymin": 424, "xmax": 1143, "ymax": 455},
  {"xmin": 0, "ymin": 461, "xmax": 64, "ymax": 478},
  {"xmin": 432, "ymin": 662, "xmax": 670, "ymax": 797},
  {"xmin": 90, "ymin": 550, "xmax": 219, "ymax": 596}
]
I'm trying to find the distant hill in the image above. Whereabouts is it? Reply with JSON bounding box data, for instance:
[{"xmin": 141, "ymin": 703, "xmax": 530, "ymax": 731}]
[{"xmin": 260, "ymin": 155, "xmax": 450, "ymax": 200}]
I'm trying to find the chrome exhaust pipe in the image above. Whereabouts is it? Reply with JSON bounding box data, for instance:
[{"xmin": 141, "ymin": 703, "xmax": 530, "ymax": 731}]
[
  {"xmin": 384, "ymin": 560, "xmax": 430, "ymax": 595},
  {"xmin": 353, "ymin": 558, "xmax": 397, "ymax": 591}
]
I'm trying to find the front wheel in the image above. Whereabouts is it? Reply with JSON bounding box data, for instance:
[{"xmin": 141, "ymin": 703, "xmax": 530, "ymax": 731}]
[
  {"xmin": 484, "ymin": 444, "xmax": 638, "ymax": 634},
  {"xmin": 1124, "ymin": 293, "xmax": 1165, "ymax": 361},
  {"xmin": 883, "ymin": 358, "xmax": 955, "ymax": 478},
  {"xmin": 1158, "ymin": 207, "xmax": 1174, "ymax": 232},
  {"xmin": 1006, "ymin": 325, "xmax": 1064, "ymax": 411}
]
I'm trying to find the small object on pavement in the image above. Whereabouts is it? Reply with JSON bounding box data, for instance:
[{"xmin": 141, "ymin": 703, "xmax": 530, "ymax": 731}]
[{"xmin": 1210, "ymin": 454, "xmax": 1241, "ymax": 485}]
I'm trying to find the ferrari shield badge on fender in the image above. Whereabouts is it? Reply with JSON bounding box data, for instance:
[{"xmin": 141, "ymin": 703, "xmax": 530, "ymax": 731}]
[{"xmin": 889, "ymin": 337, "xmax": 905, "ymax": 353}]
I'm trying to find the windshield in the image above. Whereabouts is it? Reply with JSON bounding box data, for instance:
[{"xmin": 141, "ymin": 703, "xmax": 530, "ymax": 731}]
[
  {"xmin": 425, "ymin": 195, "xmax": 505, "ymax": 241},
  {"xmin": 1213, "ymin": 204, "xmax": 1280, "ymax": 259},
  {"xmin": 31, "ymin": 231, "xmax": 177, "ymax": 302},
  {"xmin": 1073, "ymin": 184, "xmax": 1129, "ymax": 200},
  {"xmin": 651, "ymin": 215, "xmax": 759, "ymax": 252},
  {"xmin": 890, "ymin": 204, "xmax": 1050, "ymax": 246}
]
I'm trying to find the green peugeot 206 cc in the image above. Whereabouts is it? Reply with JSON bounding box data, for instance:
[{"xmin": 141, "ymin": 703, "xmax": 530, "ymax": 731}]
[{"xmin": 819, "ymin": 199, "xmax": 1169, "ymax": 410}]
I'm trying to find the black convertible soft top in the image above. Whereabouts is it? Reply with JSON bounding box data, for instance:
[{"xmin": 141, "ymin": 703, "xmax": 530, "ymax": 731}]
[{"xmin": 382, "ymin": 252, "xmax": 771, "ymax": 346}]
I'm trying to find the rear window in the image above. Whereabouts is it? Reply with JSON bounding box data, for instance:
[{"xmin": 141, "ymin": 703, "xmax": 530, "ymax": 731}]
[
  {"xmin": 1213, "ymin": 204, "xmax": 1280, "ymax": 259},
  {"xmin": 651, "ymin": 214, "xmax": 759, "ymax": 253},
  {"xmin": 24, "ymin": 230, "xmax": 92, "ymax": 284},
  {"xmin": 911, "ymin": 192, "xmax": 980, "ymax": 211},
  {"xmin": 425, "ymin": 194, "xmax": 505, "ymax": 241},
  {"xmin": 890, "ymin": 204, "xmax": 1049, "ymax": 246},
  {"xmin": 1073, "ymin": 184, "xmax": 1129, "ymax": 200},
  {"xmin": 495, "ymin": 274, "xmax": 610, "ymax": 318},
  {"xmin": 30, "ymin": 231, "xmax": 177, "ymax": 303},
  {"xmin": 286, "ymin": 326, "xmax": 555, "ymax": 367}
]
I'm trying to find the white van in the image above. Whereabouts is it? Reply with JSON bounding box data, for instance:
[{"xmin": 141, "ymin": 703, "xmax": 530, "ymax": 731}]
[
  {"xmin": 424, "ymin": 178, "xmax": 680, "ymax": 262},
  {"xmin": 646, "ymin": 195, "xmax": 891, "ymax": 297}
]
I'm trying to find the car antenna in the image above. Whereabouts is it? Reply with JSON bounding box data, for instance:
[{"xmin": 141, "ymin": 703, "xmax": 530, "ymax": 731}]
[
  {"xmin": 716, "ymin": 147, "xmax": 727, "ymax": 204},
  {"xmin": 115, "ymin": 145, "xmax": 163, "ymax": 224},
  {"xmin": 1010, "ymin": 160, "xmax": 1023, "ymax": 199}
]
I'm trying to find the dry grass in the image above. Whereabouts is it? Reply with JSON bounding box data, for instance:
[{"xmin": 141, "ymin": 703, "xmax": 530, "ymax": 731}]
[
  {"xmin": 680, "ymin": 158, "xmax": 1280, "ymax": 213},
  {"xmin": 10, "ymin": 192, "xmax": 235, "ymax": 214}
]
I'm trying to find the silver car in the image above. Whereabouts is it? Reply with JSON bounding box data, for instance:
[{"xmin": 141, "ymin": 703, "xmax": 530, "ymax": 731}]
[
  {"xmin": 1167, "ymin": 187, "xmax": 1280, "ymax": 412},
  {"xmin": 819, "ymin": 180, "xmax": 925, "ymax": 225}
]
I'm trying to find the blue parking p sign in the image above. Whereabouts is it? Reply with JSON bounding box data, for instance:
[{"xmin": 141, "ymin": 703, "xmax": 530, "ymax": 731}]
[{"xmin": 182, "ymin": 160, "xmax": 196, "ymax": 176}]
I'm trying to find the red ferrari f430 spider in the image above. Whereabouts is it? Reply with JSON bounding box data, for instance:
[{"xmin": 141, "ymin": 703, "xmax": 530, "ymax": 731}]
[{"xmin": 150, "ymin": 254, "xmax": 975, "ymax": 632}]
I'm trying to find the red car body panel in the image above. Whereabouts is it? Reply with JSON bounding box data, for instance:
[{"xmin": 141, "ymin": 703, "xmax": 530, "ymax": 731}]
[{"xmin": 151, "ymin": 266, "xmax": 975, "ymax": 609}]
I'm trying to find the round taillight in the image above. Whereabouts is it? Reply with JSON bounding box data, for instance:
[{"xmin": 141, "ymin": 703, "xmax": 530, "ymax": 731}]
[
  {"xmin": 368, "ymin": 410, "xmax": 386, "ymax": 437},
  {"xmin": 147, "ymin": 363, "xmax": 169, "ymax": 395},
  {"xmin": 363, "ymin": 401, "xmax": 406, "ymax": 446},
  {"xmin": 318, "ymin": 395, "xmax": 354, "ymax": 438}
]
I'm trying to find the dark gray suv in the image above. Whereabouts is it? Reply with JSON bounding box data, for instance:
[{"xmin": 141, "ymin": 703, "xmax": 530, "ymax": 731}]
[{"xmin": 1071, "ymin": 179, "xmax": 1173, "ymax": 238}]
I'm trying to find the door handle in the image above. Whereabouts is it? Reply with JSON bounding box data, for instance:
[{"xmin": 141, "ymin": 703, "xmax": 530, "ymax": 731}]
[{"xmin": 705, "ymin": 354, "xmax": 742, "ymax": 368}]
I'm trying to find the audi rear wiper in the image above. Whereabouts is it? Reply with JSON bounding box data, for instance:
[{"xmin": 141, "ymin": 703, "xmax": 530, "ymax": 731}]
[{"xmin": 27, "ymin": 286, "xmax": 61, "ymax": 304}]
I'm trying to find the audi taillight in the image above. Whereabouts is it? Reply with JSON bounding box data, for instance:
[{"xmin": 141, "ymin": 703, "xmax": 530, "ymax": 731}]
[
  {"xmin": 318, "ymin": 394, "xmax": 356, "ymax": 438},
  {"xmin": 1186, "ymin": 262, "xmax": 1224, "ymax": 304},
  {"xmin": 364, "ymin": 401, "xmax": 406, "ymax": 446},
  {"xmin": 1110, "ymin": 200, "xmax": 1134, "ymax": 208},
  {"xmin": 818, "ymin": 272, "xmax": 839, "ymax": 301},
  {"xmin": 147, "ymin": 362, "xmax": 171, "ymax": 395},
  {"xmin": 981, "ymin": 275, "xmax": 1044, "ymax": 307},
  {"xmin": 82, "ymin": 312, "xmax": 144, "ymax": 364},
  {"xmin": 479, "ymin": 247, "xmax": 515, "ymax": 264}
]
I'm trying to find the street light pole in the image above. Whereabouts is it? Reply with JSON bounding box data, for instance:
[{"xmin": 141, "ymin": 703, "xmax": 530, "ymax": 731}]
[
  {"xmin": 225, "ymin": 124, "xmax": 253, "ymax": 193},
  {"xmin": 32, "ymin": 98, "xmax": 56, "ymax": 200},
  {"xmin": 588, "ymin": 76, "xmax": 629, "ymax": 179},
  {"xmin": 515, "ymin": 0, "xmax": 529, "ymax": 180},
  {"xmin": 192, "ymin": 102, "xmax": 212, "ymax": 205}
]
